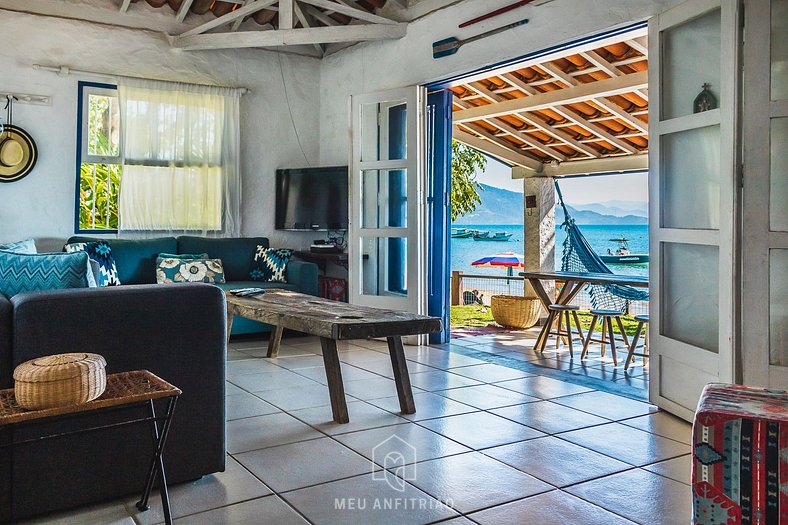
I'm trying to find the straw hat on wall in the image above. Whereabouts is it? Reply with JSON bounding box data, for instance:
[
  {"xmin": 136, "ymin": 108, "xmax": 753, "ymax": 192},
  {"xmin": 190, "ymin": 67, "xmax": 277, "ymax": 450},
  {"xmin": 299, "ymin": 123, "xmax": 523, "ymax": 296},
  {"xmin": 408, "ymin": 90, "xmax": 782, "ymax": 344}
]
[{"xmin": 0, "ymin": 125, "xmax": 37, "ymax": 183}]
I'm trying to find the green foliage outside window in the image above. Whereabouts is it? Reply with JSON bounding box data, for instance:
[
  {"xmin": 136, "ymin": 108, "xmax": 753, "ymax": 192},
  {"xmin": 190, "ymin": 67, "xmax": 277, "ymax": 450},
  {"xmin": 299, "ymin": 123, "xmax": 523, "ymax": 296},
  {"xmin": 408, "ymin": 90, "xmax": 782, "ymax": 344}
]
[
  {"xmin": 450, "ymin": 140, "xmax": 486, "ymax": 222},
  {"xmin": 79, "ymin": 92, "xmax": 121, "ymax": 231}
]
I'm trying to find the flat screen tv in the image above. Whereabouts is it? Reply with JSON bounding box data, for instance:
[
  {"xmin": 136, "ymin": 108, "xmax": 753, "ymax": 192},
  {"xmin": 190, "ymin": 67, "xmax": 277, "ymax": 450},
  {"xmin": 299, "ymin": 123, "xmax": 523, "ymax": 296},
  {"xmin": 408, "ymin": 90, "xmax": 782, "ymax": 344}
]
[{"xmin": 275, "ymin": 166, "xmax": 349, "ymax": 231}]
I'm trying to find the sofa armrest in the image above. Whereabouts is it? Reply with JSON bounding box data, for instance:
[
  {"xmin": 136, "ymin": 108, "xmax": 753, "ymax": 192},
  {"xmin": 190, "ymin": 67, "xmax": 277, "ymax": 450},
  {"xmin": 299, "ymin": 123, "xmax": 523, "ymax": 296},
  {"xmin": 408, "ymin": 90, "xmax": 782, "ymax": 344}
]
[
  {"xmin": 0, "ymin": 294, "xmax": 11, "ymax": 389},
  {"xmin": 9, "ymin": 283, "xmax": 227, "ymax": 489},
  {"xmin": 286, "ymin": 260, "xmax": 319, "ymax": 296}
]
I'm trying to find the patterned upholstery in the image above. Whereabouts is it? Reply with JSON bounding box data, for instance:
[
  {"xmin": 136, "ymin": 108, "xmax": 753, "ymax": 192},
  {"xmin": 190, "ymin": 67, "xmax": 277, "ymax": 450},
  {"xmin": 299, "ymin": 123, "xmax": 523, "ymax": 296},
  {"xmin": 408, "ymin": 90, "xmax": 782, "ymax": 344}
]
[
  {"xmin": 692, "ymin": 383, "xmax": 788, "ymax": 524},
  {"xmin": 250, "ymin": 246, "xmax": 293, "ymax": 283},
  {"xmin": 0, "ymin": 250, "xmax": 94, "ymax": 298},
  {"xmin": 64, "ymin": 241, "xmax": 121, "ymax": 286},
  {"xmin": 156, "ymin": 255, "xmax": 226, "ymax": 284}
]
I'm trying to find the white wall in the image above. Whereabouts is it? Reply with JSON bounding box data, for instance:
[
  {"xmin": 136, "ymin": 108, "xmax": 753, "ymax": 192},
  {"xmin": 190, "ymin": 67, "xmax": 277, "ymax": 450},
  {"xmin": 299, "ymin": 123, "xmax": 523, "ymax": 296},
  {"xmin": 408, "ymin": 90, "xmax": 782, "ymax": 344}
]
[
  {"xmin": 0, "ymin": 10, "xmax": 322, "ymax": 251},
  {"xmin": 318, "ymin": 0, "xmax": 683, "ymax": 166}
]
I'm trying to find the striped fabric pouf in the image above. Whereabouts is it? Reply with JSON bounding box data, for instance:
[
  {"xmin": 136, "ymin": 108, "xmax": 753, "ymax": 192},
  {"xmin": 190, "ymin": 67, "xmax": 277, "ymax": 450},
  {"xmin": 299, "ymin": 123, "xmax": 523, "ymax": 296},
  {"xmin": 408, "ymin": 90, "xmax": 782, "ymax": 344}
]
[{"xmin": 693, "ymin": 383, "xmax": 788, "ymax": 525}]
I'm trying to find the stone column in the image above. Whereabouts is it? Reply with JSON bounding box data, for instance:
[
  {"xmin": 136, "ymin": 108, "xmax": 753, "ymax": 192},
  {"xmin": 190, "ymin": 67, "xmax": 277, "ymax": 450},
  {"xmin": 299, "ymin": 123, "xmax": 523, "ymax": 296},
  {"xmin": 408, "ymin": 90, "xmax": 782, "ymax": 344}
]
[{"xmin": 515, "ymin": 168, "xmax": 556, "ymax": 320}]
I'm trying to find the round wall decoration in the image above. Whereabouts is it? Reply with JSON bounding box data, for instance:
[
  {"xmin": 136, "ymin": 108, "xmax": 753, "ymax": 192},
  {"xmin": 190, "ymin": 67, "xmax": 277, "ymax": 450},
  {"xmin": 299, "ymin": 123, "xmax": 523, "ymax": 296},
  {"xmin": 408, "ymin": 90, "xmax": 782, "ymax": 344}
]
[{"xmin": 0, "ymin": 125, "xmax": 38, "ymax": 183}]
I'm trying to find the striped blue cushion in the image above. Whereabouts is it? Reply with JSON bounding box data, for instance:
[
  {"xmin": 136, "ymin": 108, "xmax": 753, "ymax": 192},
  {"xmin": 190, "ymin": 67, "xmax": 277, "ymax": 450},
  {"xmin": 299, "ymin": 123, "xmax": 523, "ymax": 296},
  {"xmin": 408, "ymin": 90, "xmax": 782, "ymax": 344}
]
[{"xmin": 0, "ymin": 250, "xmax": 94, "ymax": 298}]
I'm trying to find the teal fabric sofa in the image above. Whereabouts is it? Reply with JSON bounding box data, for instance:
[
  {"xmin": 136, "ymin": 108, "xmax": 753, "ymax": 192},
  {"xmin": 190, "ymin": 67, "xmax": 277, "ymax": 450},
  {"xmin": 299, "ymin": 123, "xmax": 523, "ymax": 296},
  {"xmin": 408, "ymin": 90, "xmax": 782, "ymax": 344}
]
[{"xmin": 67, "ymin": 235, "xmax": 319, "ymax": 335}]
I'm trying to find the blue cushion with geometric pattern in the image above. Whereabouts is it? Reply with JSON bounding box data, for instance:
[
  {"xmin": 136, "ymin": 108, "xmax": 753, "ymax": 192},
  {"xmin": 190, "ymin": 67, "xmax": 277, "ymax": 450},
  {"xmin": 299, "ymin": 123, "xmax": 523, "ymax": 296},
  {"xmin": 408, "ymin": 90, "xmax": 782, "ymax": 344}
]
[
  {"xmin": 64, "ymin": 241, "xmax": 121, "ymax": 286},
  {"xmin": 0, "ymin": 250, "xmax": 94, "ymax": 298},
  {"xmin": 250, "ymin": 246, "xmax": 293, "ymax": 283}
]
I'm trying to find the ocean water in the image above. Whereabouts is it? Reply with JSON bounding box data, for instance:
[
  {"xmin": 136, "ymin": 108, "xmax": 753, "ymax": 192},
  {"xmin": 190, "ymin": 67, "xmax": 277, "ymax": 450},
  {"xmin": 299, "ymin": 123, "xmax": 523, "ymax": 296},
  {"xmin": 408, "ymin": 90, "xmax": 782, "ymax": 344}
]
[{"xmin": 452, "ymin": 224, "xmax": 649, "ymax": 277}]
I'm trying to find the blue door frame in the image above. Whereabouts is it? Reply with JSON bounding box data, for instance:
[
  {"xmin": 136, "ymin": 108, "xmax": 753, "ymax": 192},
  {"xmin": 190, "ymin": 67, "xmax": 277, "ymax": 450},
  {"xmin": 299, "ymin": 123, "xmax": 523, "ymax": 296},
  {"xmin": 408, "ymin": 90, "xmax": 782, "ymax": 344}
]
[{"xmin": 426, "ymin": 90, "xmax": 453, "ymax": 343}]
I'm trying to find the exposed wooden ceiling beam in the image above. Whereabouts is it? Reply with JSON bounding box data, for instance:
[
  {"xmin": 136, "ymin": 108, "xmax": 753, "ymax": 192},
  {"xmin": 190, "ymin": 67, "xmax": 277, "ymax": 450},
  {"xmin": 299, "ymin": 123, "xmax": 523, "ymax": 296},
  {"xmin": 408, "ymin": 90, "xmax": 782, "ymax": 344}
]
[
  {"xmin": 551, "ymin": 106, "xmax": 638, "ymax": 155},
  {"xmin": 454, "ymin": 128, "xmax": 542, "ymax": 172},
  {"xmin": 1, "ymin": 0, "xmax": 196, "ymax": 33},
  {"xmin": 179, "ymin": 0, "xmax": 278, "ymax": 36},
  {"xmin": 176, "ymin": 0, "xmax": 195, "ymax": 22},
  {"xmin": 119, "ymin": 0, "xmax": 132, "ymax": 13},
  {"xmin": 292, "ymin": 1, "xmax": 324, "ymax": 56},
  {"xmin": 542, "ymin": 153, "xmax": 648, "ymax": 177},
  {"xmin": 303, "ymin": 4, "xmax": 341, "ymax": 25},
  {"xmin": 279, "ymin": 0, "xmax": 294, "ymax": 29},
  {"xmin": 626, "ymin": 38, "xmax": 648, "ymax": 57},
  {"xmin": 581, "ymin": 49, "xmax": 649, "ymax": 102},
  {"xmin": 173, "ymin": 22, "xmax": 407, "ymax": 50},
  {"xmin": 453, "ymin": 72, "xmax": 648, "ymax": 123},
  {"xmin": 299, "ymin": 0, "xmax": 397, "ymax": 24}
]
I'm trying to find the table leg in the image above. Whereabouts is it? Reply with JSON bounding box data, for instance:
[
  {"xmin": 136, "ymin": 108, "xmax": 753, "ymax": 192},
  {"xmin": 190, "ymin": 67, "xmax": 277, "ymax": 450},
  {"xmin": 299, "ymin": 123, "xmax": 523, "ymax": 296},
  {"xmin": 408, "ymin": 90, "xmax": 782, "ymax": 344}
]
[
  {"xmin": 320, "ymin": 338, "xmax": 349, "ymax": 423},
  {"xmin": 527, "ymin": 278, "xmax": 552, "ymax": 310},
  {"xmin": 225, "ymin": 306, "xmax": 234, "ymax": 346},
  {"xmin": 266, "ymin": 325, "xmax": 284, "ymax": 358},
  {"xmin": 137, "ymin": 397, "xmax": 178, "ymax": 525},
  {"xmin": 386, "ymin": 336, "xmax": 416, "ymax": 414}
]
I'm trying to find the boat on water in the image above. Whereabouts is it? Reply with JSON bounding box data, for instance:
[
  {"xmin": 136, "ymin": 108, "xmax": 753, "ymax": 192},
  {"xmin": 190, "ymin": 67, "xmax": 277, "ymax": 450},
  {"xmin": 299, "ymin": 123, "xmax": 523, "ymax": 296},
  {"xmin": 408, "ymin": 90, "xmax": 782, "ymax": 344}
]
[
  {"xmin": 473, "ymin": 231, "xmax": 512, "ymax": 242},
  {"xmin": 451, "ymin": 228, "xmax": 474, "ymax": 239},
  {"xmin": 600, "ymin": 238, "xmax": 649, "ymax": 264}
]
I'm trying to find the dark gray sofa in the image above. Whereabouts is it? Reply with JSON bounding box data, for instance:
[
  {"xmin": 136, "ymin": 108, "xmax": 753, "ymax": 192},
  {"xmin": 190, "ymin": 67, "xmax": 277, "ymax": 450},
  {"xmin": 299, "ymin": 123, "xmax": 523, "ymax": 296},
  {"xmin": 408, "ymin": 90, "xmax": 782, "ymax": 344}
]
[{"xmin": 0, "ymin": 283, "xmax": 227, "ymax": 521}]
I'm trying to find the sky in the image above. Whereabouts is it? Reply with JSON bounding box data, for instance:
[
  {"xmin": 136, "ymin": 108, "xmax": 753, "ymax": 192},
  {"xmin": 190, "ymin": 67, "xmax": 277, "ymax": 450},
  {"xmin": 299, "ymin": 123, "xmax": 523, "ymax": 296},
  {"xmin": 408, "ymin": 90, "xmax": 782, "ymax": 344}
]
[{"xmin": 478, "ymin": 155, "xmax": 649, "ymax": 205}]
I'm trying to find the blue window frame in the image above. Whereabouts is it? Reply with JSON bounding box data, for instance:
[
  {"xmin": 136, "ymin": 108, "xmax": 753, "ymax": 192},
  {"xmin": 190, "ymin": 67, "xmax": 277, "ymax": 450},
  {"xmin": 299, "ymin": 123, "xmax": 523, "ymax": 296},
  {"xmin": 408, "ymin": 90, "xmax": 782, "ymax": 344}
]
[{"xmin": 75, "ymin": 81, "xmax": 121, "ymax": 233}]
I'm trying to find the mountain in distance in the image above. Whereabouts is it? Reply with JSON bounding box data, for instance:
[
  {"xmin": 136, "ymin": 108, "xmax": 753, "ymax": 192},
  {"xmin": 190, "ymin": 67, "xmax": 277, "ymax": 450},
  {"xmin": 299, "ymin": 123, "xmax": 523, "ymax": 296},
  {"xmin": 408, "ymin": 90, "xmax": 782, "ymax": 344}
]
[
  {"xmin": 575, "ymin": 200, "xmax": 649, "ymax": 217},
  {"xmin": 452, "ymin": 184, "xmax": 648, "ymax": 225}
]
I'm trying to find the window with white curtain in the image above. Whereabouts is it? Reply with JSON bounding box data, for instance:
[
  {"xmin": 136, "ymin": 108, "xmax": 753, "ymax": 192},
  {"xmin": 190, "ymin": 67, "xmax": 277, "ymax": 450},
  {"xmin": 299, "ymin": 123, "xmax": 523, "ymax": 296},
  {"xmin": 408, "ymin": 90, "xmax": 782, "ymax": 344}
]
[{"xmin": 116, "ymin": 78, "xmax": 241, "ymax": 236}]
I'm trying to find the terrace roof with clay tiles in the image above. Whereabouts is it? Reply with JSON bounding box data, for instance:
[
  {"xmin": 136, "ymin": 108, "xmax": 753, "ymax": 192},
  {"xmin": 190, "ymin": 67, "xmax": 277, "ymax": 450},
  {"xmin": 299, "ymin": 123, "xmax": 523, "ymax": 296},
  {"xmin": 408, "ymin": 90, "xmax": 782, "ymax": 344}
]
[{"xmin": 450, "ymin": 34, "xmax": 649, "ymax": 174}]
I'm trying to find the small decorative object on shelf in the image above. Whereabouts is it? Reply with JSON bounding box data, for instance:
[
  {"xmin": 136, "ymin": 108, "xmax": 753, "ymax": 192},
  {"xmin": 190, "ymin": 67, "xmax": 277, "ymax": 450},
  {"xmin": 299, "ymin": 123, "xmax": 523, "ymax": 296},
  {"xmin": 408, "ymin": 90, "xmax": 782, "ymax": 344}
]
[
  {"xmin": 13, "ymin": 353, "xmax": 107, "ymax": 410},
  {"xmin": 693, "ymin": 83, "xmax": 717, "ymax": 113}
]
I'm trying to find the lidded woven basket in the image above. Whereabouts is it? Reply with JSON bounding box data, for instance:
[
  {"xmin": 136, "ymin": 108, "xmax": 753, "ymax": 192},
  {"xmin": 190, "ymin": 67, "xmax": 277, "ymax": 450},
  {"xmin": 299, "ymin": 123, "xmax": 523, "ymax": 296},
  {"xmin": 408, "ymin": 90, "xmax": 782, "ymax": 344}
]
[{"xmin": 13, "ymin": 353, "xmax": 107, "ymax": 410}]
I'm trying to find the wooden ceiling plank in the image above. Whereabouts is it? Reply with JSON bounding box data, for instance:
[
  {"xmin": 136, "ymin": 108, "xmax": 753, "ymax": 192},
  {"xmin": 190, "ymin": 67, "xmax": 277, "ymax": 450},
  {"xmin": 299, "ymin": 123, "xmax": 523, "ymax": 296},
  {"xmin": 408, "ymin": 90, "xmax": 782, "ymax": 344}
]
[
  {"xmin": 592, "ymin": 98, "xmax": 648, "ymax": 134},
  {"xmin": 179, "ymin": 0, "xmax": 278, "ymax": 36},
  {"xmin": 303, "ymin": 4, "xmax": 342, "ymax": 25},
  {"xmin": 454, "ymin": 127, "xmax": 543, "ymax": 171},
  {"xmin": 176, "ymin": 0, "xmax": 196, "ymax": 22},
  {"xmin": 627, "ymin": 37, "xmax": 648, "ymax": 57},
  {"xmin": 231, "ymin": 0, "xmax": 248, "ymax": 30},
  {"xmin": 582, "ymin": 49, "xmax": 649, "ymax": 101},
  {"xmin": 299, "ymin": 0, "xmax": 397, "ymax": 25},
  {"xmin": 464, "ymin": 83, "xmax": 567, "ymax": 162},
  {"xmin": 293, "ymin": 1, "xmax": 325, "ymax": 55},
  {"xmin": 174, "ymin": 22, "xmax": 407, "ymax": 49},
  {"xmin": 119, "ymin": 0, "xmax": 132, "ymax": 13},
  {"xmin": 280, "ymin": 0, "xmax": 294, "ymax": 29},
  {"xmin": 453, "ymin": 71, "xmax": 648, "ymax": 123},
  {"xmin": 552, "ymin": 106, "xmax": 638, "ymax": 154}
]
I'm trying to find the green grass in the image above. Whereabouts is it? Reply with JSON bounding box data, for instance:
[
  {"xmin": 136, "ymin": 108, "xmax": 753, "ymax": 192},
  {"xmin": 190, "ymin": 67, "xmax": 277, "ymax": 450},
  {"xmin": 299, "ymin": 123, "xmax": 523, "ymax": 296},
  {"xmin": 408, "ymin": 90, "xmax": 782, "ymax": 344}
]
[
  {"xmin": 450, "ymin": 305, "xmax": 495, "ymax": 327},
  {"xmin": 450, "ymin": 305, "xmax": 641, "ymax": 336}
]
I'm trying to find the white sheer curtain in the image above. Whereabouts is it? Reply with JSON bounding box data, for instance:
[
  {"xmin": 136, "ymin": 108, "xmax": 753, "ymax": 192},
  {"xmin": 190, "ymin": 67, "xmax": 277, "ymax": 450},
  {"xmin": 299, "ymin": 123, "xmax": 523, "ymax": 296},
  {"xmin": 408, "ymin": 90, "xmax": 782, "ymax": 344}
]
[{"xmin": 118, "ymin": 78, "xmax": 241, "ymax": 236}]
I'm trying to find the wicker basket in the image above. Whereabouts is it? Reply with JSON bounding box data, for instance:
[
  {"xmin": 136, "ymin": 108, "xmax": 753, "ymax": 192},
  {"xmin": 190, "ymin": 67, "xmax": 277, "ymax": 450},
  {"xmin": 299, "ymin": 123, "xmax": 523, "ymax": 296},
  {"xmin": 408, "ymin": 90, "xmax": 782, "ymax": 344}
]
[
  {"xmin": 13, "ymin": 353, "xmax": 107, "ymax": 410},
  {"xmin": 491, "ymin": 295, "xmax": 541, "ymax": 329}
]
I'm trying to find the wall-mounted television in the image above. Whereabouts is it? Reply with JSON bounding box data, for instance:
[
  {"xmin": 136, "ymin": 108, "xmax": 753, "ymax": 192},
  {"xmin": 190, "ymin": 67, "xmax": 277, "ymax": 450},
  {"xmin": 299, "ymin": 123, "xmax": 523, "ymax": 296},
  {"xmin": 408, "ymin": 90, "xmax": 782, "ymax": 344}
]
[{"xmin": 275, "ymin": 166, "xmax": 349, "ymax": 231}]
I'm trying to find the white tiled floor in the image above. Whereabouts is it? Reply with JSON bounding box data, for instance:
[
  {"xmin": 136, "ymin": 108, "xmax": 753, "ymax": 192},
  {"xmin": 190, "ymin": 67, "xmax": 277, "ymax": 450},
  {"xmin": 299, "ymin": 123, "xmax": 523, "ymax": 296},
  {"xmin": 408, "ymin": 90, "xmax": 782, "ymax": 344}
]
[{"xmin": 24, "ymin": 333, "xmax": 690, "ymax": 525}]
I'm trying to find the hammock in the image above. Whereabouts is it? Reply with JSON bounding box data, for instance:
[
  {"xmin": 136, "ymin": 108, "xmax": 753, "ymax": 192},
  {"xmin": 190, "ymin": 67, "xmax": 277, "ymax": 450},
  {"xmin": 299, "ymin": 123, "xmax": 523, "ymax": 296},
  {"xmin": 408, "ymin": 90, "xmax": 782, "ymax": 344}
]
[{"xmin": 555, "ymin": 180, "xmax": 649, "ymax": 312}]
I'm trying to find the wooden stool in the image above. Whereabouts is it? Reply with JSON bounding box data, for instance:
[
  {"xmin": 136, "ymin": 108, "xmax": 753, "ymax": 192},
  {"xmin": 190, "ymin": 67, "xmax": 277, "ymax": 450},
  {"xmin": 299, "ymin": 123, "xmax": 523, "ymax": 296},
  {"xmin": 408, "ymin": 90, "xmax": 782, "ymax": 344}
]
[
  {"xmin": 581, "ymin": 309, "xmax": 629, "ymax": 365},
  {"xmin": 624, "ymin": 314, "xmax": 649, "ymax": 370},
  {"xmin": 537, "ymin": 304, "xmax": 584, "ymax": 357}
]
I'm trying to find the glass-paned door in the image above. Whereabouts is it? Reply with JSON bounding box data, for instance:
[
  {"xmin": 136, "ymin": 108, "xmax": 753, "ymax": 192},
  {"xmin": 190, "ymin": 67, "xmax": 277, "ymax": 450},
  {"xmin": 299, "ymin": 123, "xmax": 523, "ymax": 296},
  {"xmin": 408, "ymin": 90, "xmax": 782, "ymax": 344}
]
[
  {"xmin": 648, "ymin": 0, "xmax": 740, "ymax": 420},
  {"xmin": 741, "ymin": 0, "xmax": 788, "ymax": 389},
  {"xmin": 349, "ymin": 87, "xmax": 427, "ymax": 325}
]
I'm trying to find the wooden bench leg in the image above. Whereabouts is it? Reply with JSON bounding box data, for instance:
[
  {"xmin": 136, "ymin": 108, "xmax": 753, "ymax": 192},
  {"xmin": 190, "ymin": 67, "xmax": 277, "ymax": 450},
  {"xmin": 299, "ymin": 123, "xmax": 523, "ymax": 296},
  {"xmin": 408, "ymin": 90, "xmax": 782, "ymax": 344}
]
[
  {"xmin": 266, "ymin": 325, "xmax": 284, "ymax": 358},
  {"xmin": 320, "ymin": 338, "xmax": 349, "ymax": 423},
  {"xmin": 387, "ymin": 336, "xmax": 416, "ymax": 415},
  {"xmin": 564, "ymin": 311, "xmax": 574, "ymax": 357}
]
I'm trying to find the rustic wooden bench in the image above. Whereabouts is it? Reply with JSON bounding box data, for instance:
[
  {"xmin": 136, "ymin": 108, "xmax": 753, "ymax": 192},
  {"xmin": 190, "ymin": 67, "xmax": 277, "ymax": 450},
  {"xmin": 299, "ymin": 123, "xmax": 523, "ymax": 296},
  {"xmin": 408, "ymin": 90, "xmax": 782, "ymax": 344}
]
[{"xmin": 225, "ymin": 290, "xmax": 442, "ymax": 423}]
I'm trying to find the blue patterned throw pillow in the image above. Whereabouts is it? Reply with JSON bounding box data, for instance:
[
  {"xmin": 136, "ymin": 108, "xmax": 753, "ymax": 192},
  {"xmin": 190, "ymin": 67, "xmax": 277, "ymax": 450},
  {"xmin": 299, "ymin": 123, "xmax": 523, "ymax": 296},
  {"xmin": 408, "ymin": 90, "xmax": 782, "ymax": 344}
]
[
  {"xmin": 0, "ymin": 238, "xmax": 37, "ymax": 254},
  {"xmin": 64, "ymin": 241, "xmax": 121, "ymax": 286},
  {"xmin": 250, "ymin": 246, "xmax": 293, "ymax": 283},
  {"xmin": 156, "ymin": 255, "xmax": 226, "ymax": 284},
  {"xmin": 0, "ymin": 250, "xmax": 94, "ymax": 298}
]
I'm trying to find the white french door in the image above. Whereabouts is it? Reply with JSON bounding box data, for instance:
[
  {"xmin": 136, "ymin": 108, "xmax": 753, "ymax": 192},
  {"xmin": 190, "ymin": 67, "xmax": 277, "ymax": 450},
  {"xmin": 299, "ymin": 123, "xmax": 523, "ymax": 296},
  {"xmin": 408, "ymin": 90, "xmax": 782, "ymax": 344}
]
[
  {"xmin": 648, "ymin": 0, "xmax": 741, "ymax": 420},
  {"xmin": 741, "ymin": 0, "xmax": 788, "ymax": 389},
  {"xmin": 348, "ymin": 87, "xmax": 427, "ymax": 323}
]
